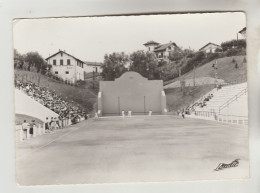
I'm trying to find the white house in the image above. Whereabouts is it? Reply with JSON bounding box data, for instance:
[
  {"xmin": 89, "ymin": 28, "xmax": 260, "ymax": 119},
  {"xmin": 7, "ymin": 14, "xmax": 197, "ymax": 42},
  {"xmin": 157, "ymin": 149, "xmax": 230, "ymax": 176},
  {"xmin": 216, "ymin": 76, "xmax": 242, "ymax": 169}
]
[
  {"xmin": 46, "ymin": 50, "xmax": 85, "ymax": 84},
  {"xmin": 144, "ymin": 41, "xmax": 181, "ymax": 62},
  {"xmin": 84, "ymin": 61, "xmax": 102, "ymax": 73},
  {"xmin": 199, "ymin": 42, "xmax": 222, "ymax": 53}
]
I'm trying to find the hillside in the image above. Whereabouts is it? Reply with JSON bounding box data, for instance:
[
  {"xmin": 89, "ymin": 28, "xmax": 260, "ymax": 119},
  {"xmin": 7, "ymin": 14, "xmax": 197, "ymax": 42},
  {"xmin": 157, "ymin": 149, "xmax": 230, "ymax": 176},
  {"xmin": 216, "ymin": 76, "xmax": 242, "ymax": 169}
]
[
  {"xmin": 165, "ymin": 85, "xmax": 215, "ymax": 112},
  {"xmin": 164, "ymin": 55, "xmax": 247, "ymax": 86},
  {"xmin": 15, "ymin": 69, "xmax": 97, "ymax": 113},
  {"xmin": 164, "ymin": 55, "xmax": 247, "ymax": 111}
]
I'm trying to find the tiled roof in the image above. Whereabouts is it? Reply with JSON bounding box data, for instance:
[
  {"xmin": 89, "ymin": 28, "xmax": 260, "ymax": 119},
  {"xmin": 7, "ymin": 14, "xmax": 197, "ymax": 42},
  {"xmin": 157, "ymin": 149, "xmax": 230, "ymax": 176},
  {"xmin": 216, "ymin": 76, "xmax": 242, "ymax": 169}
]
[
  {"xmin": 239, "ymin": 27, "xmax": 246, "ymax": 34},
  {"xmin": 153, "ymin": 42, "xmax": 177, "ymax": 52},
  {"xmin": 143, "ymin": 41, "xmax": 160, "ymax": 46},
  {"xmin": 84, "ymin": 61, "xmax": 102, "ymax": 66},
  {"xmin": 45, "ymin": 50, "xmax": 85, "ymax": 63},
  {"xmin": 199, "ymin": 42, "xmax": 221, "ymax": 51}
]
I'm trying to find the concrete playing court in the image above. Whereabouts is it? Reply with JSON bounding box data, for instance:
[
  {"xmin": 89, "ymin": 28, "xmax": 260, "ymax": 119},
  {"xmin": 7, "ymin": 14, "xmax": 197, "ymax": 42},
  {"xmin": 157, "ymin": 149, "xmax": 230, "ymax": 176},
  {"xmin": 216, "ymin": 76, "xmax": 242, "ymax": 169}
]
[{"xmin": 16, "ymin": 116, "xmax": 249, "ymax": 185}]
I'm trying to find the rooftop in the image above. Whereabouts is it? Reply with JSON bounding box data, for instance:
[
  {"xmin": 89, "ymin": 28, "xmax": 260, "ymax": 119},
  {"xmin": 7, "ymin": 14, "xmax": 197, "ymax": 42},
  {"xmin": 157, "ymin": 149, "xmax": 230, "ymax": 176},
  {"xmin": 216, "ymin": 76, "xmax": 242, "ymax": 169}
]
[
  {"xmin": 153, "ymin": 42, "xmax": 178, "ymax": 52},
  {"xmin": 84, "ymin": 61, "xmax": 103, "ymax": 66},
  {"xmin": 199, "ymin": 42, "xmax": 221, "ymax": 51},
  {"xmin": 143, "ymin": 41, "xmax": 160, "ymax": 46},
  {"xmin": 239, "ymin": 27, "xmax": 246, "ymax": 34},
  {"xmin": 45, "ymin": 50, "xmax": 85, "ymax": 64}
]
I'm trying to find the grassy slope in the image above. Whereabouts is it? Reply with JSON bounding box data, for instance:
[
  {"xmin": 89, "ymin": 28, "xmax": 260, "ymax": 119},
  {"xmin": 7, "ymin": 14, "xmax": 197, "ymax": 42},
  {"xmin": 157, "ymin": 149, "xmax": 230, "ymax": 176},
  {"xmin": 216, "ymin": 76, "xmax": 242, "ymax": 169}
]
[
  {"xmin": 164, "ymin": 55, "xmax": 247, "ymax": 111},
  {"xmin": 15, "ymin": 69, "xmax": 97, "ymax": 113},
  {"xmin": 165, "ymin": 85, "xmax": 215, "ymax": 111},
  {"xmin": 164, "ymin": 55, "xmax": 247, "ymax": 85},
  {"xmin": 183, "ymin": 55, "xmax": 247, "ymax": 82}
]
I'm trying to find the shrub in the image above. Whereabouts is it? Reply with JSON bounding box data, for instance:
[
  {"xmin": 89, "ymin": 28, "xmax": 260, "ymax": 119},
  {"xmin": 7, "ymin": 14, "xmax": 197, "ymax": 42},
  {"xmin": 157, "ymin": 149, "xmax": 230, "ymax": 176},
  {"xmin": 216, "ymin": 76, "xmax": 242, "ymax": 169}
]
[
  {"xmin": 225, "ymin": 48, "xmax": 245, "ymax": 57},
  {"xmin": 221, "ymin": 39, "xmax": 246, "ymax": 51}
]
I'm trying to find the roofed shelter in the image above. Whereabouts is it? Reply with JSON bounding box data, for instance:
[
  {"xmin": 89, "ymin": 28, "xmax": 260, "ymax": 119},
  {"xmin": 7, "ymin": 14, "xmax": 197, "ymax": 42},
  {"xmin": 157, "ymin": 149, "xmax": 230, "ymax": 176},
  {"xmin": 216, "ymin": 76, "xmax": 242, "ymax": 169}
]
[{"xmin": 98, "ymin": 71, "xmax": 167, "ymax": 116}]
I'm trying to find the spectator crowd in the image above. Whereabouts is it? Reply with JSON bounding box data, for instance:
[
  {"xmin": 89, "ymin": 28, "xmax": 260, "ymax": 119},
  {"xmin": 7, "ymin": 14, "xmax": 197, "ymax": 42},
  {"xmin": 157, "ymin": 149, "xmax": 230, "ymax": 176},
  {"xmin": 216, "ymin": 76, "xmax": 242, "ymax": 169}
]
[{"xmin": 15, "ymin": 80, "xmax": 89, "ymax": 127}]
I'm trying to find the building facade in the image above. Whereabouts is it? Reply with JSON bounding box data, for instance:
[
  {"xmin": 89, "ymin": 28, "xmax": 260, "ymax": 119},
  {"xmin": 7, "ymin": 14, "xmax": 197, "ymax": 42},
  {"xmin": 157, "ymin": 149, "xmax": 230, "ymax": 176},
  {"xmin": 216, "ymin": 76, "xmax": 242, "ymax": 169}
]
[
  {"xmin": 46, "ymin": 50, "xmax": 85, "ymax": 83},
  {"xmin": 84, "ymin": 61, "xmax": 102, "ymax": 73},
  {"xmin": 143, "ymin": 41, "xmax": 180, "ymax": 62}
]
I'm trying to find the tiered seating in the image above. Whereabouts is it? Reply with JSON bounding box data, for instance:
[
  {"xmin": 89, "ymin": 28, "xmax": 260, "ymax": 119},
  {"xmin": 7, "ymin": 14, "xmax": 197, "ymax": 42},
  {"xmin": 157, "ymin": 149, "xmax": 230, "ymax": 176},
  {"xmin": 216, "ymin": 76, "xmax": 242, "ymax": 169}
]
[
  {"xmin": 220, "ymin": 93, "xmax": 248, "ymax": 116},
  {"xmin": 194, "ymin": 83, "xmax": 247, "ymax": 113}
]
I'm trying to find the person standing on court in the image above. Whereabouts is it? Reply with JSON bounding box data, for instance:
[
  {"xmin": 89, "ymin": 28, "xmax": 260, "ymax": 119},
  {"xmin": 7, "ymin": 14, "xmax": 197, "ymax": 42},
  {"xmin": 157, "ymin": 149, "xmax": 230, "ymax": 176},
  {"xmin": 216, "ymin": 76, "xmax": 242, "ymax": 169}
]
[
  {"xmin": 29, "ymin": 120, "xmax": 36, "ymax": 137},
  {"xmin": 21, "ymin": 120, "xmax": 29, "ymax": 140},
  {"xmin": 182, "ymin": 111, "xmax": 185, "ymax": 119}
]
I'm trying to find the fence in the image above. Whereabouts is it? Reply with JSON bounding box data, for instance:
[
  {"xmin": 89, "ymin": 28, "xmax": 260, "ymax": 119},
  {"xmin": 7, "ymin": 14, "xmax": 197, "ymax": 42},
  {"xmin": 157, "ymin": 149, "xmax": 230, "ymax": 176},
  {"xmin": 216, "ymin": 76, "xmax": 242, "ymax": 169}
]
[
  {"xmin": 15, "ymin": 124, "xmax": 45, "ymax": 143},
  {"xmin": 217, "ymin": 114, "xmax": 248, "ymax": 125},
  {"xmin": 16, "ymin": 118, "xmax": 74, "ymax": 142},
  {"xmin": 194, "ymin": 111, "xmax": 216, "ymax": 118},
  {"xmin": 193, "ymin": 111, "xmax": 248, "ymax": 125}
]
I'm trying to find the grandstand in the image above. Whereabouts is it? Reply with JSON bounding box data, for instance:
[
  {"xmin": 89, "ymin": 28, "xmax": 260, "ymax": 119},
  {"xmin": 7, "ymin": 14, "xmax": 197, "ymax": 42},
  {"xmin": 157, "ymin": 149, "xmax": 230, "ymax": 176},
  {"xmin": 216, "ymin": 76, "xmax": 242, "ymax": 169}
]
[
  {"xmin": 15, "ymin": 79, "xmax": 88, "ymax": 142},
  {"xmin": 14, "ymin": 69, "xmax": 97, "ymax": 112},
  {"xmin": 193, "ymin": 83, "xmax": 247, "ymax": 114},
  {"xmin": 186, "ymin": 82, "xmax": 248, "ymax": 124}
]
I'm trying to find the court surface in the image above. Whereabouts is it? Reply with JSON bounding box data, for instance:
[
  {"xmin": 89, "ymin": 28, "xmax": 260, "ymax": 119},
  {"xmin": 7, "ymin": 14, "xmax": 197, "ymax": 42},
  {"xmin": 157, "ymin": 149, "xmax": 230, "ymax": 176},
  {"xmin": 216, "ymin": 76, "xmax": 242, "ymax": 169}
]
[{"xmin": 16, "ymin": 116, "xmax": 249, "ymax": 185}]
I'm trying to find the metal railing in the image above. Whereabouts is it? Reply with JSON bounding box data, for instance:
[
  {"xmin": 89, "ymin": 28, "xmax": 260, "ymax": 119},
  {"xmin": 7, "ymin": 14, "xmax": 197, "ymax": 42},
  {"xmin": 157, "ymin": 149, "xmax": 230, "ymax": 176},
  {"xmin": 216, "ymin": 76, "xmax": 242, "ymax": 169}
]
[
  {"xmin": 193, "ymin": 111, "xmax": 248, "ymax": 125},
  {"xmin": 194, "ymin": 110, "xmax": 217, "ymax": 118},
  {"xmin": 217, "ymin": 114, "xmax": 248, "ymax": 125},
  {"xmin": 218, "ymin": 87, "xmax": 247, "ymax": 113}
]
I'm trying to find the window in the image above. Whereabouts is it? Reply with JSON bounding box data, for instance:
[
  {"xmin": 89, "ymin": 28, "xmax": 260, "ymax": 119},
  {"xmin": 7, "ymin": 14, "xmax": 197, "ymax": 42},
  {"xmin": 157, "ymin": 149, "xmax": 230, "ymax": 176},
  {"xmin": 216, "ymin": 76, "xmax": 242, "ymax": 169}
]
[
  {"xmin": 53, "ymin": 59, "xmax": 56, "ymax": 65},
  {"xmin": 55, "ymin": 71, "xmax": 58, "ymax": 74},
  {"xmin": 65, "ymin": 71, "xmax": 69, "ymax": 74},
  {"xmin": 67, "ymin": 59, "xmax": 70, "ymax": 65},
  {"xmin": 60, "ymin": 59, "xmax": 63, "ymax": 65},
  {"xmin": 61, "ymin": 52, "xmax": 63, "ymax": 57}
]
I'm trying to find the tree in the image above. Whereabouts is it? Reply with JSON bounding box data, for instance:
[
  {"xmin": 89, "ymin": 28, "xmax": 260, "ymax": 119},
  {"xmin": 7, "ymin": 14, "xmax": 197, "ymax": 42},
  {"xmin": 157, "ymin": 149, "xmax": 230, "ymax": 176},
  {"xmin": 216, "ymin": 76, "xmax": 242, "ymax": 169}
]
[
  {"xmin": 243, "ymin": 57, "xmax": 247, "ymax": 63},
  {"xmin": 14, "ymin": 49, "xmax": 25, "ymax": 69},
  {"xmin": 24, "ymin": 52, "xmax": 46, "ymax": 72},
  {"xmin": 235, "ymin": 62, "xmax": 239, "ymax": 69},
  {"xmin": 129, "ymin": 50, "xmax": 159, "ymax": 79},
  {"xmin": 101, "ymin": 52, "xmax": 129, "ymax": 81}
]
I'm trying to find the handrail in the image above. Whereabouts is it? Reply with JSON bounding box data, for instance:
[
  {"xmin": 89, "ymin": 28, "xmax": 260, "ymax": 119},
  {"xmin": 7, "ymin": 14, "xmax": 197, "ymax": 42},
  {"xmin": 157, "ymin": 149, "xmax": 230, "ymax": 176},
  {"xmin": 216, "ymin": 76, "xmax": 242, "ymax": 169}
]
[
  {"xmin": 219, "ymin": 87, "xmax": 247, "ymax": 113},
  {"xmin": 218, "ymin": 114, "xmax": 248, "ymax": 118}
]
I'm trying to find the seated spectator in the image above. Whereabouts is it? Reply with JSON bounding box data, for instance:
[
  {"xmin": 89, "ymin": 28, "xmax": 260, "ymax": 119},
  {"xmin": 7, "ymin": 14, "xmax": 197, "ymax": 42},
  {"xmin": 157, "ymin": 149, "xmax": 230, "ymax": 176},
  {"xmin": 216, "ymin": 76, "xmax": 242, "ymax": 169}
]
[{"xmin": 14, "ymin": 79, "xmax": 86, "ymax": 125}]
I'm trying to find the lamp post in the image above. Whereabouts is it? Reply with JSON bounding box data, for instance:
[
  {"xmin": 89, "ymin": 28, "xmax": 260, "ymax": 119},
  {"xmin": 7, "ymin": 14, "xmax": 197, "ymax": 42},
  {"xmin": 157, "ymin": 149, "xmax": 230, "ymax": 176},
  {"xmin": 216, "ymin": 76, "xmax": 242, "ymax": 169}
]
[
  {"xmin": 193, "ymin": 63, "xmax": 196, "ymax": 87},
  {"xmin": 146, "ymin": 67, "xmax": 149, "ymax": 79},
  {"xmin": 212, "ymin": 60, "xmax": 218, "ymax": 87},
  {"xmin": 92, "ymin": 69, "xmax": 95, "ymax": 89}
]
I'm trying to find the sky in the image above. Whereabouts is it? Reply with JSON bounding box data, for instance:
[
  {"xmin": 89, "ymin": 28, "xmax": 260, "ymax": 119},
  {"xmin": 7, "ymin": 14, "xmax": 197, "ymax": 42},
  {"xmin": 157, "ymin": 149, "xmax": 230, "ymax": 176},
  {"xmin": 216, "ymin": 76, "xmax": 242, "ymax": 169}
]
[{"xmin": 13, "ymin": 12, "xmax": 246, "ymax": 63}]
